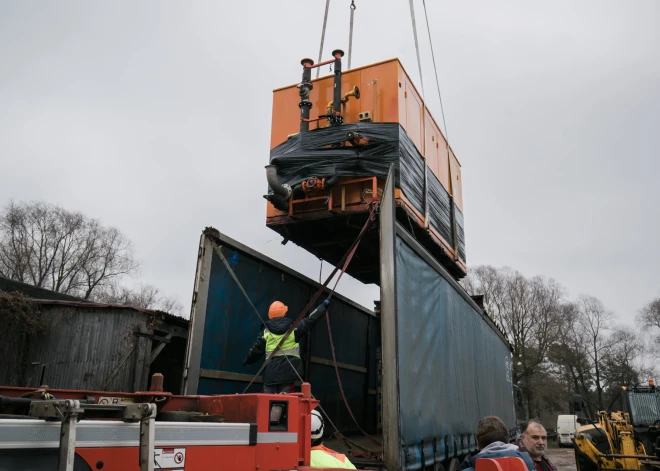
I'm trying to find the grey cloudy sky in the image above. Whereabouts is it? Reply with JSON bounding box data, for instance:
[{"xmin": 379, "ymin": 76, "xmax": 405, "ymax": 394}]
[{"xmin": 0, "ymin": 1, "xmax": 658, "ymax": 325}]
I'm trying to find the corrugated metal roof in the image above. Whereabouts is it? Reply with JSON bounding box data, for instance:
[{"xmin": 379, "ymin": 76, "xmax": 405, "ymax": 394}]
[
  {"xmin": 0, "ymin": 276, "xmax": 187, "ymax": 324},
  {"xmin": 32, "ymin": 299, "xmax": 188, "ymax": 325},
  {"xmin": 0, "ymin": 275, "xmax": 84, "ymax": 302}
]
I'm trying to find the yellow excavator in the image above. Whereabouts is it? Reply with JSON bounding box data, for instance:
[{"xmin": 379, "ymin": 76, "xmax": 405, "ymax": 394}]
[{"xmin": 571, "ymin": 383, "xmax": 660, "ymax": 471}]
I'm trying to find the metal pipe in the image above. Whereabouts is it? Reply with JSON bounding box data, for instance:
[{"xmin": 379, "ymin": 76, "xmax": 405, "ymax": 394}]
[
  {"xmin": 305, "ymin": 57, "xmax": 335, "ymax": 69},
  {"xmin": 0, "ymin": 396, "xmax": 35, "ymax": 407},
  {"xmin": 150, "ymin": 373, "xmax": 164, "ymax": 392},
  {"xmin": 265, "ymin": 165, "xmax": 291, "ymax": 199},
  {"xmin": 332, "ymin": 49, "xmax": 344, "ymax": 114},
  {"xmin": 299, "ymin": 58, "xmax": 314, "ymax": 133}
]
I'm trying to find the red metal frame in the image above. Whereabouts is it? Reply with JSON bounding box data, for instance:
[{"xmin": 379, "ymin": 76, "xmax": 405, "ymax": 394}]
[
  {"xmin": 0, "ymin": 382, "xmax": 327, "ymax": 470},
  {"xmin": 288, "ymin": 176, "xmax": 379, "ymax": 217}
]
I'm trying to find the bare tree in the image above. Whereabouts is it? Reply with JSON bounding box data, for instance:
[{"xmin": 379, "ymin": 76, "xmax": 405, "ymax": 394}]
[
  {"xmin": 158, "ymin": 295, "xmax": 184, "ymax": 316},
  {"xmin": 0, "ymin": 200, "xmax": 138, "ymax": 299},
  {"xmin": 576, "ymin": 295, "xmax": 614, "ymax": 410},
  {"xmin": 464, "ymin": 267, "xmax": 648, "ymax": 416},
  {"xmin": 463, "ymin": 265, "xmax": 565, "ymax": 417},
  {"xmin": 600, "ymin": 326, "xmax": 646, "ymax": 409},
  {"xmin": 92, "ymin": 282, "xmax": 184, "ymax": 316},
  {"xmin": 639, "ymin": 297, "xmax": 660, "ymax": 334},
  {"xmin": 548, "ymin": 302, "xmax": 594, "ymax": 397}
]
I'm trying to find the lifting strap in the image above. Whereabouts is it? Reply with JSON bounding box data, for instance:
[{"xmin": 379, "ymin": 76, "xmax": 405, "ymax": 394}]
[
  {"xmin": 326, "ymin": 308, "xmax": 383, "ymax": 449},
  {"xmin": 214, "ymin": 199, "xmax": 382, "ymax": 455},
  {"xmin": 215, "ymin": 245, "xmax": 353, "ymax": 448},
  {"xmin": 242, "ymin": 199, "xmax": 380, "ymax": 393}
]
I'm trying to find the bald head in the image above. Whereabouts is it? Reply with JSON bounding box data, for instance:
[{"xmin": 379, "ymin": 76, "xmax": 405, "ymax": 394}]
[{"xmin": 521, "ymin": 420, "xmax": 547, "ymax": 461}]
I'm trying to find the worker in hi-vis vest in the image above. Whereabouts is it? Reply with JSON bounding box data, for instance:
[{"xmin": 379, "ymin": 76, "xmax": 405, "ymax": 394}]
[
  {"xmin": 309, "ymin": 409, "xmax": 357, "ymax": 468},
  {"xmin": 243, "ymin": 298, "xmax": 330, "ymax": 394}
]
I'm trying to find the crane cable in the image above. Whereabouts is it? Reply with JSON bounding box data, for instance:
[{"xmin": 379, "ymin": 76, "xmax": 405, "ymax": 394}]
[
  {"xmin": 316, "ymin": 0, "xmax": 331, "ymax": 79},
  {"xmin": 317, "ymin": 1, "xmax": 357, "ymax": 77},
  {"xmin": 408, "ymin": 0, "xmax": 426, "ymax": 99},
  {"xmin": 421, "ymin": 0, "xmax": 449, "ymax": 140},
  {"xmin": 348, "ymin": 0, "xmax": 356, "ymax": 69}
]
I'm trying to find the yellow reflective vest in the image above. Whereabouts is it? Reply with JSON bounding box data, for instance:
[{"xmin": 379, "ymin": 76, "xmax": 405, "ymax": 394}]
[
  {"xmin": 310, "ymin": 445, "xmax": 357, "ymax": 469},
  {"xmin": 264, "ymin": 329, "xmax": 300, "ymax": 359}
]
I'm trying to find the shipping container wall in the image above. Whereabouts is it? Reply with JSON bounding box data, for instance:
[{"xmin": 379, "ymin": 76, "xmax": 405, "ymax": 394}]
[{"xmin": 185, "ymin": 229, "xmax": 380, "ymax": 434}]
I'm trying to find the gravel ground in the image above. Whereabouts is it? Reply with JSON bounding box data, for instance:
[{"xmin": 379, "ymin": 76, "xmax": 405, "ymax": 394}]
[{"xmin": 544, "ymin": 446, "xmax": 577, "ymax": 471}]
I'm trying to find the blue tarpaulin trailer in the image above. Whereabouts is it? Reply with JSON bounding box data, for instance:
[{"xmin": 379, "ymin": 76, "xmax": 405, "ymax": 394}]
[
  {"xmin": 378, "ymin": 168, "xmax": 515, "ymax": 470},
  {"xmin": 183, "ymin": 170, "xmax": 514, "ymax": 470},
  {"xmin": 182, "ymin": 227, "xmax": 380, "ymax": 435}
]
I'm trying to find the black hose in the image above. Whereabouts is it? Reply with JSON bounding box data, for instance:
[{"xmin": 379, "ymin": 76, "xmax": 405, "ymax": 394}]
[
  {"xmin": 0, "ymin": 396, "xmax": 35, "ymax": 407},
  {"xmin": 325, "ymin": 176, "xmax": 339, "ymax": 188},
  {"xmin": 265, "ymin": 165, "xmax": 291, "ymax": 199}
]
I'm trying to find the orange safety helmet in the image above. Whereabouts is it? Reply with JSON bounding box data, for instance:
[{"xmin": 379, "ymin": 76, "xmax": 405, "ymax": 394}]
[{"xmin": 268, "ymin": 301, "xmax": 288, "ymax": 319}]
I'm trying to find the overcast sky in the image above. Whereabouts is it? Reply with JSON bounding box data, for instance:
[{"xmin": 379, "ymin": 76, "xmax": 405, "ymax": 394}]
[{"xmin": 0, "ymin": 1, "xmax": 657, "ymax": 327}]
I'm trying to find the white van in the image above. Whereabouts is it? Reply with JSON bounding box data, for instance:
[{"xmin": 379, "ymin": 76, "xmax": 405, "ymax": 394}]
[{"xmin": 556, "ymin": 414, "xmax": 579, "ymax": 447}]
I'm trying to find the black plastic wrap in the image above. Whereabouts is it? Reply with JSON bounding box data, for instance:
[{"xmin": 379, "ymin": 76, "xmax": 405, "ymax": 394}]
[
  {"xmin": 455, "ymin": 206, "xmax": 466, "ymax": 262},
  {"xmin": 396, "ymin": 126, "xmax": 426, "ymax": 216},
  {"xmin": 270, "ymin": 123, "xmax": 404, "ymax": 188},
  {"xmin": 427, "ymin": 170, "xmax": 454, "ymax": 247},
  {"xmin": 270, "ymin": 123, "xmax": 428, "ymax": 210},
  {"xmin": 270, "ymin": 122, "xmax": 465, "ymax": 261}
]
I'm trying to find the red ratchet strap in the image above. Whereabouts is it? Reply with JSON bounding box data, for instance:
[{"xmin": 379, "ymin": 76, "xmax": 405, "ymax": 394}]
[{"xmin": 326, "ymin": 309, "xmax": 383, "ymax": 449}]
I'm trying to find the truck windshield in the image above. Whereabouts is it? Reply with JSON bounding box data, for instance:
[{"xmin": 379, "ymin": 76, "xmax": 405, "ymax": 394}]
[{"xmin": 627, "ymin": 389, "xmax": 660, "ymax": 426}]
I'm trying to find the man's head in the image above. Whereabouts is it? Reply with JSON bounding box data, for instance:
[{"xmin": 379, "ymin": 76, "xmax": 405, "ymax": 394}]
[
  {"xmin": 476, "ymin": 416, "xmax": 510, "ymax": 449},
  {"xmin": 520, "ymin": 419, "xmax": 547, "ymax": 460},
  {"xmin": 310, "ymin": 410, "xmax": 324, "ymax": 447},
  {"xmin": 268, "ymin": 301, "xmax": 288, "ymax": 319}
]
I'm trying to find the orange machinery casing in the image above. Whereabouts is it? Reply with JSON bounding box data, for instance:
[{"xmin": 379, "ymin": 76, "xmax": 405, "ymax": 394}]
[
  {"xmin": 266, "ymin": 58, "xmax": 467, "ymax": 281},
  {"xmin": 268, "ymin": 58, "xmax": 463, "ymax": 213}
]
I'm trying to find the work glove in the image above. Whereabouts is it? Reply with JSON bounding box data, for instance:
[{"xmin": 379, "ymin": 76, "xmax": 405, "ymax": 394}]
[
  {"xmin": 322, "ymin": 298, "xmax": 331, "ymax": 308},
  {"xmin": 242, "ymin": 359, "xmax": 249, "ymax": 367}
]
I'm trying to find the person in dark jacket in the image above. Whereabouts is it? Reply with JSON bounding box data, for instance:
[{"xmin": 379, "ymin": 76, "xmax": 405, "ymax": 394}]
[
  {"xmin": 461, "ymin": 416, "xmax": 536, "ymax": 471},
  {"xmin": 517, "ymin": 420, "xmax": 558, "ymax": 471},
  {"xmin": 243, "ymin": 298, "xmax": 330, "ymax": 393}
]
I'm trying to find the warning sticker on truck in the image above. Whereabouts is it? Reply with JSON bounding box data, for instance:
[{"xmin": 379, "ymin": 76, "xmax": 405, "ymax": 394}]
[
  {"xmin": 97, "ymin": 396, "xmax": 134, "ymax": 405},
  {"xmin": 154, "ymin": 448, "xmax": 186, "ymax": 469}
]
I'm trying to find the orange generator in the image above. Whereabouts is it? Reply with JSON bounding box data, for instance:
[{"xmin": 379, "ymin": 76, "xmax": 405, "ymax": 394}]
[{"xmin": 265, "ymin": 50, "xmax": 467, "ymax": 283}]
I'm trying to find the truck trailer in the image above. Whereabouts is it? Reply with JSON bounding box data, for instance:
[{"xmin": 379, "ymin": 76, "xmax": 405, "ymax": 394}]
[
  {"xmin": 0, "ymin": 50, "xmax": 517, "ymax": 470},
  {"xmin": 183, "ymin": 170, "xmax": 515, "ymax": 470}
]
